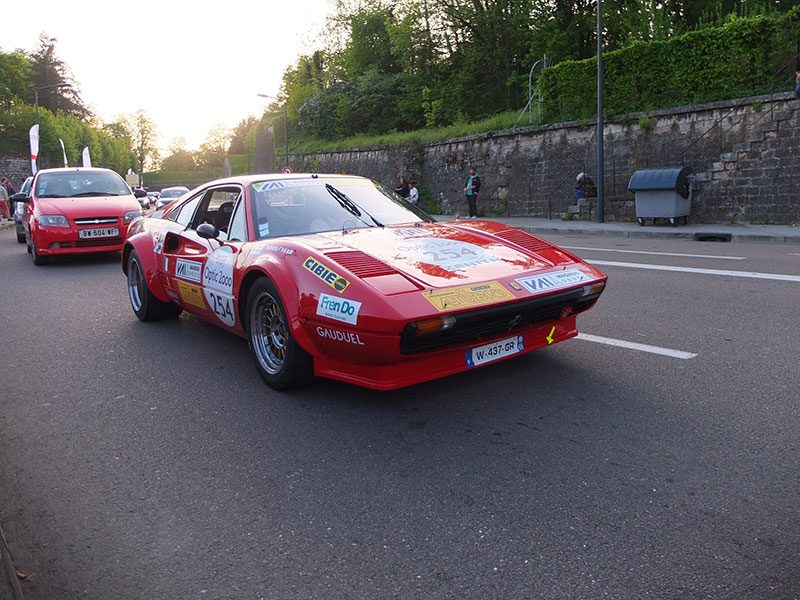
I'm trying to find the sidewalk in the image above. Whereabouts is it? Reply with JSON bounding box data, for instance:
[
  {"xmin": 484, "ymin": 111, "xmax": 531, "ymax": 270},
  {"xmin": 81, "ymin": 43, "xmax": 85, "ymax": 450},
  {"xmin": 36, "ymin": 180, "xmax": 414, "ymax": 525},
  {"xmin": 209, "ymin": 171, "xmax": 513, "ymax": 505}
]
[
  {"xmin": 3, "ymin": 216, "xmax": 798, "ymax": 244},
  {"xmin": 434, "ymin": 216, "xmax": 800, "ymax": 244}
]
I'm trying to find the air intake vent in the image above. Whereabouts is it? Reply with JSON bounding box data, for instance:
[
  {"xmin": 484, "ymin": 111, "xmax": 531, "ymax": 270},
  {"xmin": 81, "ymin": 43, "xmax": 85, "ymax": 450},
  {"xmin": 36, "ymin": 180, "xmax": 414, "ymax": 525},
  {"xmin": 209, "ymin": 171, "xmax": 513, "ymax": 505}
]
[
  {"xmin": 494, "ymin": 229, "xmax": 551, "ymax": 254},
  {"xmin": 325, "ymin": 250, "xmax": 396, "ymax": 278}
]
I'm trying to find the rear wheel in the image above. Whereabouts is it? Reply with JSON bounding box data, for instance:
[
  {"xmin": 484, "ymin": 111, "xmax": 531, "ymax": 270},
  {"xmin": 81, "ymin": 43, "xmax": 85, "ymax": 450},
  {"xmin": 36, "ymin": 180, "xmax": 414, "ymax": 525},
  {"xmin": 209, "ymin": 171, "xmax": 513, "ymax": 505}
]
[
  {"xmin": 127, "ymin": 250, "xmax": 181, "ymax": 321},
  {"xmin": 16, "ymin": 230, "xmax": 25, "ymax": 244},
  {"xmin": 247, "ymin": 278, "xmax": 313, "ymax": 390}
]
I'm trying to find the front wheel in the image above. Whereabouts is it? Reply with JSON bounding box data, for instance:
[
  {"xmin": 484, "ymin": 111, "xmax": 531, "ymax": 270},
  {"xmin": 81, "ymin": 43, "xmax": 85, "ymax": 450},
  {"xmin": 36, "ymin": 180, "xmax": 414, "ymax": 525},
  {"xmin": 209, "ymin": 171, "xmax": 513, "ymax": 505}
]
[
  {"xmin": 127, "ymin": 249, "xmax": 181, "ymax": 321},
  {"xmin": 30, "ymin": 236, "xmax": 49, "ymax": 266},
  {"xmin": 16, "ymin": 230, "xmax": 25, "ymax": 244},
  {"xmin": 247, "ymin": 278, "xmax": 313, "ymax": 390}
]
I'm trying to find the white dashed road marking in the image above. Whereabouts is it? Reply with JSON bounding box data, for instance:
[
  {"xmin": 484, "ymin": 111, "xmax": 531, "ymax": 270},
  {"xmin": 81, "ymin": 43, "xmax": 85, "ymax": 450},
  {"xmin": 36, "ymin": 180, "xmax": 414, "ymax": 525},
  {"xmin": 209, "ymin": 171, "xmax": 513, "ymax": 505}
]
[
  {"xmin": 564, "ymin": 246, "xmax": 746, "ymax": 260},
  {"xmin": 588, "ymin": 260, "xmax": 800, "ymax": 282},
  {"xmin": 576, "ymin": 333, "xmax": 698, "ymax": 359}
]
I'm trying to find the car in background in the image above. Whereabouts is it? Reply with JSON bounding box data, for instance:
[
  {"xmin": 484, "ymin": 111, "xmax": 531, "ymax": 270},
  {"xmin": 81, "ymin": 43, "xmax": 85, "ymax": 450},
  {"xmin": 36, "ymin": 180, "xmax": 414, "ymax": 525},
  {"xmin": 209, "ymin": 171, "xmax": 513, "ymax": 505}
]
[
  {"xmin": 15, "ymin": 167, "xmax": 145, "ymax": 266},
  {"xmin": 13, "ymin": 176, "xmax": 33, "ymax": 243},
  {"xmin": 145, "ymin": 190, "xmax": 160, "ymax": 208},
  {"xmin": 123, "ymin": 173, "xmax": 607, "ymax": 391},
  {"xmin": 154, "ymin": 186, "xmax": 190, "ymax": 210}
]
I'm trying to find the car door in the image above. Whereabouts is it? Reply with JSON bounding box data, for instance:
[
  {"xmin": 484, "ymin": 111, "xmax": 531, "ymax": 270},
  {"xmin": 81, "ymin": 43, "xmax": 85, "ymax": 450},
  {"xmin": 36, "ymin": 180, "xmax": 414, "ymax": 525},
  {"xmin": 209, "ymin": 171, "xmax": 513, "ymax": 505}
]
[{"xmin": 161, "ymin": 185, "xmax": 245, "ymax": 329}]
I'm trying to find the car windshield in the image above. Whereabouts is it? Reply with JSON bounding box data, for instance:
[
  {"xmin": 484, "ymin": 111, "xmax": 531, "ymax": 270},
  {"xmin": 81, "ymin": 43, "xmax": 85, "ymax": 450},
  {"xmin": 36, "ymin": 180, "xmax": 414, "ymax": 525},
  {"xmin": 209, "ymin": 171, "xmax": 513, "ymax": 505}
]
[
  {"xmin": 161, "ymin": 189, "xmax": 187, "ymax": 199},
  {"xmin": 35, "ymin": 171, "xmax": 131, "ymax": 198},
  {"xmin": 249, "ymin": 177, "xmax": 431, "ymax": 239}
]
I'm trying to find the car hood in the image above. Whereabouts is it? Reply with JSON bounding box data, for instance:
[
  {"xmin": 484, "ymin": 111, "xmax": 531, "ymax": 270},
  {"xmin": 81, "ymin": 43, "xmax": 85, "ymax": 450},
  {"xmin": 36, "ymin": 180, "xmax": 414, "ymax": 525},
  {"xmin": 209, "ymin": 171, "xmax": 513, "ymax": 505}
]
[
  {"xmin": 301, "ymin": 222, "xmax": 589, "ymax": 288},
  {"xmin": 35, "ymin": 196, "xmax": 140, "ymax": 218}
]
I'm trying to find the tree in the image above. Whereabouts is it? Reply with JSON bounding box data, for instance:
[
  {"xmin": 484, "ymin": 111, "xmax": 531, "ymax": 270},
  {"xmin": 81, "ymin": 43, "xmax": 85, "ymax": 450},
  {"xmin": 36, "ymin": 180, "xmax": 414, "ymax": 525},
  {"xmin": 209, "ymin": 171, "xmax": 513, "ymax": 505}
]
[
  {"xmin": 119, "ymin": 110, "xmax": 160, "ymax": 179},
  {"xmin": 0, "ymin": 50, "xmax": 33, "ymax": 109},
  {"xmin": 196, "ymin": 126, "xmax": 232, "ymax": 168},
  {"xmin": 229, "ymin": 117, "xmax": 258, "ymax": 154},
  {"xmin": 31, "ymin": 34, "xmax": 91, "ymax": 119},
  {"xmin": 161, "ymin": 138, "xmax": 197, "ymax": 171}
]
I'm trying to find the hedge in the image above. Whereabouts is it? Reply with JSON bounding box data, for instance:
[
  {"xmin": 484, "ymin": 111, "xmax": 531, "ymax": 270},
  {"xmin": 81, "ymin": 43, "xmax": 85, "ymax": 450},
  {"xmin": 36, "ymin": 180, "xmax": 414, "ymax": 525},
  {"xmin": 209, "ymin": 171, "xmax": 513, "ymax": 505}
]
[{"xmin": 539, "ymin": 6, "xmax": 800, "ymax": 123}]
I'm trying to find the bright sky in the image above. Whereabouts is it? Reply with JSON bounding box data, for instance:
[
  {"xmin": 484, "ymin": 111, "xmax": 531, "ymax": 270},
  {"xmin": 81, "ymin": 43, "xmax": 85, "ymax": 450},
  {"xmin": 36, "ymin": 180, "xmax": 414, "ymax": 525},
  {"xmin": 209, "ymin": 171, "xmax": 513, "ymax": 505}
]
[{"xmin": 2, "ymin": 0, "xmax": 333, "ymax": 151}]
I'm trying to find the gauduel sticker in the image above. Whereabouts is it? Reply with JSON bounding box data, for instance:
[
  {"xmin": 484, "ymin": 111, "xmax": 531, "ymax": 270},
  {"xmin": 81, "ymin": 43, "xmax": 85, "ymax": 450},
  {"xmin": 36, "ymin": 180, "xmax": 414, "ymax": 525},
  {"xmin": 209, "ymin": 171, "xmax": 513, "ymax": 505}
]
[
  {"xmin": 316, "ymin": 293, "xmax": 362, "ymax": 325},
  {"xmin": 423, "ymin": 281, "xmax": 514, "ymax": 311},
  {"xmin": 177, "ymin": 281, "xmax": 206, "ymax": 309},
  {"xmin": 396, "ymin": 238, "xmax": 498, "ymax": 272},
  {"xmin": 515, "ymin": 269, "xmax": 591, "ymax": 294},
  {"xmin": 304, "ymin": 257, "xmax": 350, "ymax": 293},
  {"xmin": 315, "ymin": 326, "xmax": 365, "ymax": 346},
  {"xmin": 175, "ymin": 258, "xmax": 202, "ymax": 283}
]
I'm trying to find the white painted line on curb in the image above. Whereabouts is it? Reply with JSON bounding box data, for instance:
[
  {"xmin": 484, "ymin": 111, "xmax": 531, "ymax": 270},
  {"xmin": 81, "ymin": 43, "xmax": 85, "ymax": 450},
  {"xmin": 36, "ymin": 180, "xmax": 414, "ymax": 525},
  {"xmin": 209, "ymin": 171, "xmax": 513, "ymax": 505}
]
[
  {"xmin": 588, "ymin": 259, "xmax": 800, "ymax": 282},
  {"xmin": 577, "ymin": 333, "xmax": 698, "ymax": 359},
  {"xmin": 564, "ymin": 246, "xmax": 746, "ymax": 260}
]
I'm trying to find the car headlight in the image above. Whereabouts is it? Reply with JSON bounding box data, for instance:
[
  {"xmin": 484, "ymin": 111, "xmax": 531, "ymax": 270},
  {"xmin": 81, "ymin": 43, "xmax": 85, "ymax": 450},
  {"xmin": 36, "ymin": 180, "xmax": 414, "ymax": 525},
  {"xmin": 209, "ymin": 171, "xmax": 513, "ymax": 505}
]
[
  {"xmin": 123, "ymin": 210, "xmax": 143, "ymax": 224},
  {"xmin": 37, "ymin": 215, "xmax": 70, "ymax": 227}
]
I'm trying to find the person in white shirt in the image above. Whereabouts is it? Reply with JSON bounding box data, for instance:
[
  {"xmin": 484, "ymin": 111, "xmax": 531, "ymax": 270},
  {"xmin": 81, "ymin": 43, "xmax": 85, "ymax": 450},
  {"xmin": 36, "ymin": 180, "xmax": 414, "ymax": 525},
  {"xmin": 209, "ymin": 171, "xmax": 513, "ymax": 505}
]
[{"xmin": 408, "ymin": 182, "xmax": 419, "ymax": 205}]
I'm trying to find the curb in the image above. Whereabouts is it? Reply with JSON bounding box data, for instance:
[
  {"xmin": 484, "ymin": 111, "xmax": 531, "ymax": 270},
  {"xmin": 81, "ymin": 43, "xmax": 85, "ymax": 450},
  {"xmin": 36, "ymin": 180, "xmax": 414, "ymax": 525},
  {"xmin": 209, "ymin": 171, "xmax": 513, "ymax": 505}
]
[{"xmin": 0, "ymin": 524, "xmax": 24, "ymax": 599}]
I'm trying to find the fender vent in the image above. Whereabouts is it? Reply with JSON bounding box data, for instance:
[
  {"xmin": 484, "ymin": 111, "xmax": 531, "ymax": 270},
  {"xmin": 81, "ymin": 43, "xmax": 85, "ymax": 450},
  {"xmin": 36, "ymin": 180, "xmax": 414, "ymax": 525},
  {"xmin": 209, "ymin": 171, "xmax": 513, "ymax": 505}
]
[
  {"xmin": 494, "ymin": 229, "xmax": 551, "ymax": 254},
  {"xmin": 325, "ymin": 250, "xmax": 397, "ymax": 278}
]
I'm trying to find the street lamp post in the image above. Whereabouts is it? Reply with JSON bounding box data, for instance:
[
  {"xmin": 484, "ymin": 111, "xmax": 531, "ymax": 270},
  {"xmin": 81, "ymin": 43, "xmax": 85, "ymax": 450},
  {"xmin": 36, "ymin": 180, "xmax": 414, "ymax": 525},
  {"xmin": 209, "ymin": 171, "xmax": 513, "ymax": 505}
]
[{"xmin": 257, "ymin": 94, "xmax": 289, "ymax": 170}]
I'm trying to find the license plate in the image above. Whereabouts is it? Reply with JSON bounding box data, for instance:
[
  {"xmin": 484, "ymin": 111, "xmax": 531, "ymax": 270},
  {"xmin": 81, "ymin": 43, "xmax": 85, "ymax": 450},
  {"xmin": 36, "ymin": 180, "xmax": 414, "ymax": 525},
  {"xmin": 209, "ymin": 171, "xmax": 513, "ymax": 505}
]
[
  {"xmin": 466, "ymin": 335, "xmax": 524, "ymax": 367},
  {"xmin": 79, "ymin": 227, "xmax": 119, "ymax": 239}
]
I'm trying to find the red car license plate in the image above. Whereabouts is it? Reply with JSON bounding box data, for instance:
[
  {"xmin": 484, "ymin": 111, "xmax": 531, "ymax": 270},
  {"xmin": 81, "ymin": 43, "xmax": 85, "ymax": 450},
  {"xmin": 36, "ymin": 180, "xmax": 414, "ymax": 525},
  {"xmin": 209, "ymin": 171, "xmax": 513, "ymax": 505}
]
[{"xmin": 79, "ymin": 227, "xmax": 119, "ymax": 239}]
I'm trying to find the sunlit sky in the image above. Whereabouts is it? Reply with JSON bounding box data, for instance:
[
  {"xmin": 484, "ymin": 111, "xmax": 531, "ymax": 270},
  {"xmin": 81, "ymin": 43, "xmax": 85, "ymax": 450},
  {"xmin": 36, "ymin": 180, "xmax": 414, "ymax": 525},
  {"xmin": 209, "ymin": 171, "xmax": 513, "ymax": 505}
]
[{"xmin": 2, "ymin": 0, "xmax": 333, "ymax": 151}]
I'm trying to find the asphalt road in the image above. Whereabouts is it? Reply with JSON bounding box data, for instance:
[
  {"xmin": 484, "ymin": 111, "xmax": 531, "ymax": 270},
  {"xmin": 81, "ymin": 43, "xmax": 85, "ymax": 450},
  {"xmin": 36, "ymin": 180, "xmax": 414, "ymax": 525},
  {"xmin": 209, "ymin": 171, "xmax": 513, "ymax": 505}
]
[{"xmin": 1, "ymin": 229, "xmax": 798, "ymax": 599}]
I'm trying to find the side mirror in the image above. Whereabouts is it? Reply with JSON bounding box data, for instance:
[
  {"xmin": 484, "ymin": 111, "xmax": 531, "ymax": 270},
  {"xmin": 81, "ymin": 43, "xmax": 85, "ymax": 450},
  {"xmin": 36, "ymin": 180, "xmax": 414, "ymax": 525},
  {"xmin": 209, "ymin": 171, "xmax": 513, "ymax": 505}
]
[
  {"xmin": 196, "ymin": 222, "xmax": 220, "ymax": 240},
  {"xmin": 10, "ymin": 193, "xmax": 29, "ymax": 203},
  {"xmin": 133, "ymin": 188, "xmax": 147, "ymax": 198}
]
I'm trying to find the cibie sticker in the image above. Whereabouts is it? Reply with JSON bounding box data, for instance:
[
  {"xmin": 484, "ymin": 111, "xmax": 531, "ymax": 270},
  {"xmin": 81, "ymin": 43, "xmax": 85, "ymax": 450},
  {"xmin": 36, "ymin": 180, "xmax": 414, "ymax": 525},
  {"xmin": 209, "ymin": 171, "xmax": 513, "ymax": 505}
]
[
  {"xmin": 303, "ymin": 257, "xmax": 350, "ymax": 293},
  {"xmin": 316, "ymin": 293, "xmax": 362, "ymax": 325},
  {"xmin": 515, "ymin": 269, "xmax": 591, "ymax": 294},
  {"xmin": 204, "ymin": 289, "xmax": 236, "ymax": 327},
  {"xmin": 175, "ymin": 258, "xmax": 202, "ymax": 283},
  {"xmin": 203, "ymin": 246, "xmax": 235, "ymax": 294},
  {"xmin": 396, "ymin": 238, "xmax": 498, "ymax": 271}
]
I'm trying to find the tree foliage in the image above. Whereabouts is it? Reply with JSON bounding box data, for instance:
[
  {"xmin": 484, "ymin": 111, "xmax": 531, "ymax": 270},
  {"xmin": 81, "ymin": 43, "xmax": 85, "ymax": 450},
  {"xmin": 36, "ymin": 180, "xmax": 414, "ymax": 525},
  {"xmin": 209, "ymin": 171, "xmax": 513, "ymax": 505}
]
[{"xmin": 276, "ymin": 0, "xmax": 800, "ymax": 143}]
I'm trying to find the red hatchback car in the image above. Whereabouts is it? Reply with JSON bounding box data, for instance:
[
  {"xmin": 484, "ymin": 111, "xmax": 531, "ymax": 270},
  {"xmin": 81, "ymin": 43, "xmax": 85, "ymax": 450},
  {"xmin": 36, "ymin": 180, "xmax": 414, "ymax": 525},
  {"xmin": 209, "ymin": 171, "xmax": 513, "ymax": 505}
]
[{"xmin": 17, "ymin": 167, "xmax": 144, "ymax": 265}]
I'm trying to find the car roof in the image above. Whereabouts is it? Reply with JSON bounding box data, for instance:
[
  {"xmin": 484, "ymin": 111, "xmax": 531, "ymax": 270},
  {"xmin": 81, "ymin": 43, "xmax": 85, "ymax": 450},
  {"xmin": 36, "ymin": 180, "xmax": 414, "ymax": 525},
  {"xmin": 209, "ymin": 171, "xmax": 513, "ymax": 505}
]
[{"xmin": 35, "ymin": 167, "xmax": 117, "ymax": 175}]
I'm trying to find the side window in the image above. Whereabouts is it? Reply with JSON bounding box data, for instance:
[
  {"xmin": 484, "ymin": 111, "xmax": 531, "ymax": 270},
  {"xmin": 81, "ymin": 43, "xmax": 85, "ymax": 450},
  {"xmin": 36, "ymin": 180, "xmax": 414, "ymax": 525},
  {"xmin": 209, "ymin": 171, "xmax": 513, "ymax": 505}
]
[
  {"xmin": 170, "ymin": 195, "xmax": 202, "ymax": 226},
  {"xmin": 193, "ymin": 188, "xmax": 241, "ymax": 233},
  {"xmin": 227, "ymin": 198, "xmax": 248, "ymax": 242}
]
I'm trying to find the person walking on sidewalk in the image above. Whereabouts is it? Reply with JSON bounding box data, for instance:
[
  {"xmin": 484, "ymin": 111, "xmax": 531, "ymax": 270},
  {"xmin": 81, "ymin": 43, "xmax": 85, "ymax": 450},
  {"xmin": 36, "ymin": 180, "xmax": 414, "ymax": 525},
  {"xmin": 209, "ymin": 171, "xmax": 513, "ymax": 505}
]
[
  {"xmin": 0, "ymin": 180, "xmax": 10, "ymax": 220},
  {"xmin": 464, "ymin": 167, "xmax": 481, "ymax": 218}
]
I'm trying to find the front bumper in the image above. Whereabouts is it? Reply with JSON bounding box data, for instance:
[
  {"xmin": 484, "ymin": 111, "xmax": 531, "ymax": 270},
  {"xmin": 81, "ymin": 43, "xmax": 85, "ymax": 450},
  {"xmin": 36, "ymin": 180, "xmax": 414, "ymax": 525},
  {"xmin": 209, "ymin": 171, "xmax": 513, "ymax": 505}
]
[{"xmin": 33, "ymin": 224, "xmax": 128, "ymax": 255}]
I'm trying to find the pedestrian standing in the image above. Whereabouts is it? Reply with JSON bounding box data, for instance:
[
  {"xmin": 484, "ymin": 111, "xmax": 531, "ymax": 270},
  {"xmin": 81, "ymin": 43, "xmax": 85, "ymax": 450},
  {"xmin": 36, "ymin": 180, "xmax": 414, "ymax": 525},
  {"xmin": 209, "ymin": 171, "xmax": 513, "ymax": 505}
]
[
  {"xmin": 1, "ymin": 177, "xmax": 17, "ymax": 218},
  {"xmin": 0, "ymin": 182, "xmax": 9, "ymax": 220},
  {"xmin": 464, "ymin": 167, "xmax": 481, "ymax": 218},
  {"xmin": 408, "ymin": 181, "xmax": 419, "ymax": 205}
]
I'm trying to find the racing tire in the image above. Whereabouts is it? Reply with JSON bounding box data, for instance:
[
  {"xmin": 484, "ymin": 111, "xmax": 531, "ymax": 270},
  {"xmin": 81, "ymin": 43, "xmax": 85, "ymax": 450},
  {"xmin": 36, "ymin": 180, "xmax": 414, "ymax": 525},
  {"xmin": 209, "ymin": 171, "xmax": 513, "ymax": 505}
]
[
  {"xmin": 246, "ymin": 277, "xmax": 313, "ymax": 390},
  {"xmin": 127, "ymin": 250, "xmax": 182, "ymax": 321},
  {"xmin": 30, "ymin": 237, "xmax": 49, "ymax": 266}
]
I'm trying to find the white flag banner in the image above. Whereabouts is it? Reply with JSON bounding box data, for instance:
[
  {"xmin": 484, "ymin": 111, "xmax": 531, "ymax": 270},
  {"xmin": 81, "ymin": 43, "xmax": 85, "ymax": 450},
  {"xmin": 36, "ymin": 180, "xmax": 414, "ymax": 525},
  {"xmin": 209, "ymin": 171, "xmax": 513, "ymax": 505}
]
[
  {"xmin": 29, "ymin": 124, "xmax": 40, "ymax": 174},
  {"xmin": 82, "ymin": 146, "xmax": 91, "ymax": 168},
  {"xmin": 59, "ymin": 138, "xmax": 68, "ymax": 167}
]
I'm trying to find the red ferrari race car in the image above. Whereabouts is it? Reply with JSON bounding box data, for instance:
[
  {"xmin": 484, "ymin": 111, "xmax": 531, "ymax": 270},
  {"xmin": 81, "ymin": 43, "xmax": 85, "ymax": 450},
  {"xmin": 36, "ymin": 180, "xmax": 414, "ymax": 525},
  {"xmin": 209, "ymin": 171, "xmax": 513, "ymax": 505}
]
[
  {"xmin": 123, "ymin": 174, "xmax": 607, "ymax": 390},
  {"xmin": 14, "ymin": 167, "xmax": 146, "ymax": 266}
]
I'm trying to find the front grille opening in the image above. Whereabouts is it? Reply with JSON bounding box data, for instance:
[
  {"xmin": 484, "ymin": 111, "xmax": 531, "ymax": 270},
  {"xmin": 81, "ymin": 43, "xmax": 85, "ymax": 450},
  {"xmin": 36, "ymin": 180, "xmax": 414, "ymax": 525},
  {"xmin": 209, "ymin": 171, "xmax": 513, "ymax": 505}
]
[{"xmin": 400, "ymin": 286, "xmax": 600, "ymax": 354}]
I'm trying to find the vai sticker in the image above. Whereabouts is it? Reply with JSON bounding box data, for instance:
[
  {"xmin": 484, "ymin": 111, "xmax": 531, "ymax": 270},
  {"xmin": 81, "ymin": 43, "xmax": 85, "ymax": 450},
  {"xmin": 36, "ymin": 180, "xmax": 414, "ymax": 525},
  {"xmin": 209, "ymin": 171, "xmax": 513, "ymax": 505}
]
[
  {"xmin": 303, "ymin": 257, "xmax": 350, "ymax": 293},
  {"xmin": 175, "ymin": 258, "xmax": 202, "ymax": 283},
  {"xmin": 203, "ymin": 246, "xmax": 235, "ymax": 294},
  {"xmin": 316, "ymin": 293, "xmax": 362, "ymax": 325},
  {"xmin": 423, "ymin": 281, "xmax": 514, "ymax": 311},
  {"xmin": 396, "ymin": 238, "xmax": 498, "ymax": 271},
  {"xmin": 516, "ymin": 269, "xmax": 591, "ymax": 294},
  {"xmin": 177, "ymin": 281, "xmax": 206, "ymax": 309}
]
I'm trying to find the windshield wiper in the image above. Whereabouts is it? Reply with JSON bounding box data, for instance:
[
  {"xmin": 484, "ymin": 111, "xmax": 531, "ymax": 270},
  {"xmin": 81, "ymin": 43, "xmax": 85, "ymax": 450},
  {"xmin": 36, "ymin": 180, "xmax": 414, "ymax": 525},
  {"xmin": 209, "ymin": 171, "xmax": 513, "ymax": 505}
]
[
  {"xmin": 70, "ymin": 191, "xmax": 120, "ymax": 197},
  {"xmin": 324, "ymin": 184, "xmax": 384, "ymax": 227}
]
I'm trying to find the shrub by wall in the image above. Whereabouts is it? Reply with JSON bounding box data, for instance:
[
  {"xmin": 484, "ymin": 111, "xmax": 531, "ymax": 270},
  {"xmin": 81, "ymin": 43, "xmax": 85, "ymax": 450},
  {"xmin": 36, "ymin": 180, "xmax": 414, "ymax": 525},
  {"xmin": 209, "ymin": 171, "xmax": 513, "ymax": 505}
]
[{"xmin": 539, "ymin": 6, "xmax": 800, "ymax": 122}]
